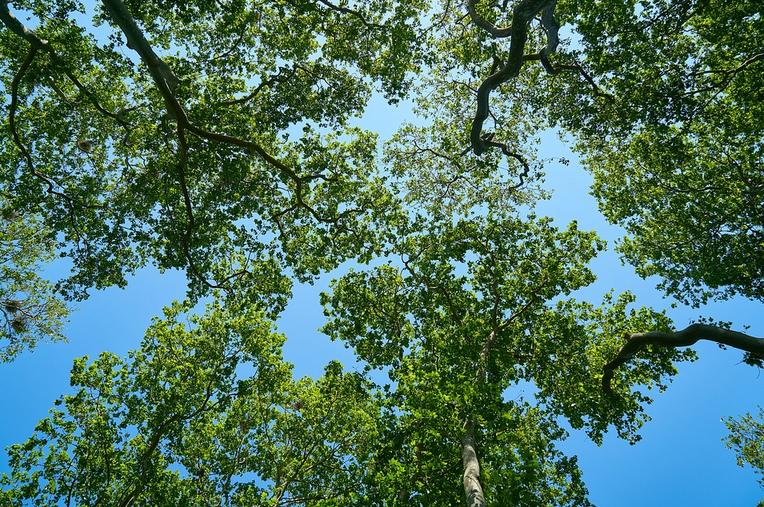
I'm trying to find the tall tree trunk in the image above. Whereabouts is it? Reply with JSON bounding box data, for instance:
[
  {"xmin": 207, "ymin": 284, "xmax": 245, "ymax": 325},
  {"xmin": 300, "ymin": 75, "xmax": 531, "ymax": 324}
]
[{"xmin": 462, "ymin": 422, "xmax": 486, "ymax": 507}]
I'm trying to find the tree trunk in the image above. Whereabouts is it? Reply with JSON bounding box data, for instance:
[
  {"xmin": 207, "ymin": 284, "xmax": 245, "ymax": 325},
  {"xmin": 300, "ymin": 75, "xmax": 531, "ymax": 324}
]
[{"xmin": 462, "ymin": 423, "xmax": 486, "ymax": 507}]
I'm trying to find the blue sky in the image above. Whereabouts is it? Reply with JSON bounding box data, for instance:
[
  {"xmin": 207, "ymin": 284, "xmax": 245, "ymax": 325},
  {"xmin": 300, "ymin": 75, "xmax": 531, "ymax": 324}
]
[{"xmin": 1, "ymin": 9, "xmax": 762, "ymax": 504}]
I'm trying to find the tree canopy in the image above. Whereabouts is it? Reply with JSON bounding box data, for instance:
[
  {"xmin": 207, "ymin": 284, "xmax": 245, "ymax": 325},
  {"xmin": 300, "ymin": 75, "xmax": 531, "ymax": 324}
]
[
  {"xmin": 0, "ymin": 0, "xmax": 762, "ymax": 505},
  {"xmin": 0, "ymin": 203, "xmax": 67, "ymax": 361}
]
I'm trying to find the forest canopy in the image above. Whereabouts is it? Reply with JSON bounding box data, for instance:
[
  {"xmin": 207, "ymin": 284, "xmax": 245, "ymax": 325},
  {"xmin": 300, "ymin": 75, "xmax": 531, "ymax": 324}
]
[{"xmin": 0, "ymin": 0, "xmax": 762, "ymax": 505}]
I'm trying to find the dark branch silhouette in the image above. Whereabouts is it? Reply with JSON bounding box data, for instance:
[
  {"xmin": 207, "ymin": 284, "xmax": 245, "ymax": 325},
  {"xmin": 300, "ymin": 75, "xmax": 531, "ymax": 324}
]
[
  {"xmin": 602, "ymin": 323, "xmax": 764, "ymax": 395},
  {"xmin": 468, "ymin": 0, "xmax": 612, "ymax": 159}
]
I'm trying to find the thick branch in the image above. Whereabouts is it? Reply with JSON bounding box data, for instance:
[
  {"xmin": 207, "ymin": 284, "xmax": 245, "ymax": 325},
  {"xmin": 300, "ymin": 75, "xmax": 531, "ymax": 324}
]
[
  {"xmin": 0, "ymin": 2, "xmax": 47, "ymax": 47},
  {"xmin": 539, "ymin": 1, "xmax": 559, "ymax": 58},
  {"xmin": 467, "ymin": 0, "xmax": 513, "ymax": 38},
  {"xmin": 100, "ymin": 0, "xmax": 310, "ymax": 187},
  {"xmin": 470, "ymin": 0, "xmax": 555, "ymax": 155},
  {"xmin": 602, "ymin": 323, "xmax": 764, "ymax": 395},
  {"xmin": 100, "ymin": 0, "xmax": 179, "ymax": 111}
]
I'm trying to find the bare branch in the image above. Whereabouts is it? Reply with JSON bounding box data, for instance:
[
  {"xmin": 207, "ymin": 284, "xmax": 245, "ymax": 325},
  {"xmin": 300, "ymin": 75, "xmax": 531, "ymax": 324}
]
[
  {"xmin": 470, "ymin": 0, "xmax": 556, "ymax": 155},
  {"xmin": 482, "ymin": 137, "xmax": 531, "ymax": 189},
  {"xmin": 602, "ymin": 323, "xmax": 764, "ymax": 395}
]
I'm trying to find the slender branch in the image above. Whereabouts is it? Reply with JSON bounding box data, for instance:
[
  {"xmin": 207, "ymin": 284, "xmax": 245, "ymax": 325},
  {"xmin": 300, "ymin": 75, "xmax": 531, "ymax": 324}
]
[
  {"xmin": 602, "ymin": 323, "xmax": 764, "ymax": 395},
  {"xmin": 483, "ymin": 137, "xmax": 531, "ymax": 189},
  {"xmin": 688, "ymin": 52, "xmax": 764, "ymax": 79},
  {"xmin": 215, "ymin": 66, "xmax": 297, "ymax": 107},
  {"xmin": 314, "ymin": 0, "xmax": 384, "ymax": 29},
  {"xmin": 8, "ymin": 48, "xmax": 96, "ymax": 257},
  {"xmin": 1, "ymin": 2, "xmax": 129, "ymax": 126}
]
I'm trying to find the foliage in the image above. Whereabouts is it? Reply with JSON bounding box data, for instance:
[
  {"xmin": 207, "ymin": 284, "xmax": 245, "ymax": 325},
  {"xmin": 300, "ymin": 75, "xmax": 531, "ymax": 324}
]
[
  {"xmin": 321, "ymin": 213, "xmax": 693, "ymax": 502},
  {"xmin": 725, "ymin": 408, "xmax": 764, "ymax": 488},
  {"xmin": 405, "ymin": 0, "xmax": 763, "ymax": 304},
  {"xmin": 0, "ymin": 0, "xmax": 762, "ymax": 504},
  {"xmin": 0, "ymin": 199, "xmax": 67, "ymax": 361},
  {"xmin": 534, "ymin": 0, "xmax": 763, "ymax": 304},
  {"xmin": 0, "ymin": 0, "xmax": 424, "ymax": 300},
  {"xmin": 0, "ymin": 297, "xmax": 385, "ymax": 506}
]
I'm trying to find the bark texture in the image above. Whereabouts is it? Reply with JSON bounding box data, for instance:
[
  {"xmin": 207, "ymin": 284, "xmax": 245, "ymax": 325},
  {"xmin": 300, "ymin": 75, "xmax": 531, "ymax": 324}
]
[{"xmin": 462, "ymin": 423, "xmax": 486, "ymax": 507}]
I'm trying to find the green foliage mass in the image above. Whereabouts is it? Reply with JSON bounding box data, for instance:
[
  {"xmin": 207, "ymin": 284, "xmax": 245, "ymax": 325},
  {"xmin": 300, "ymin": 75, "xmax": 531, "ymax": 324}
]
[
  {"xmin": 0, "ymin": 0, "xmax": 424, "ymax": 300},
  {"xmin": 0, "ymin": 0, "xmax": 761, "ymax": 504},
  {"xmin": 549, "ymin": 0, "xmax": 764, "ymax": 304},
  {"xmin": 0, "ymin": 201, "xmax": 67, "ymax": 360},
  {"xmin": 0, "ymin": 297, "xmax": 385, "ymax": 505},
  {"xmin": 725, "ymin": 408, "xmax": 764, "ymax": 489}
]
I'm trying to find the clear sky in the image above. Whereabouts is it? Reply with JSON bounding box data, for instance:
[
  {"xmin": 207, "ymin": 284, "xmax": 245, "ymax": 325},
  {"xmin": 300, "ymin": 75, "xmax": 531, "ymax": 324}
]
[{"xmin": 1, "ymin": 22, "xmax": 762, "ymax": 507}]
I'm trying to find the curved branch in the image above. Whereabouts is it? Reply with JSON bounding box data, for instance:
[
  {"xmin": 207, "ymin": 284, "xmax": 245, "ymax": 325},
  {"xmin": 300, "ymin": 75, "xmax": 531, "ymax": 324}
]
[
  {"xmin": 100, "ymin": 0, "xmax": 304, "ymax": 187},
  {"xmin": 8, "ymin": 48, "xmax": 95, "ymax": 253},
  {"xmin": 482, "ymin": 137, "xmax": 531, "ymax": 189},
  {"xmin": 467, "ymin": 0, "xmax": 513, "ymax": 38},
  {"xmin": 539, "ymin": 1, "xmax": 559, "ymax": 59},
  {"xmin": 524, "ymin": 51, "xmax": 613, "ymax": 99},
  {"xmin": 602, "ymin": 323, "xmax": 764, "ymax": 395},
  {"xmin": 1, "ymin": 2, "xmax": 129, "ymax": 126},
  {"xmin": 470, "ymin": 0, "xmax": 555, "ymax": 155}
]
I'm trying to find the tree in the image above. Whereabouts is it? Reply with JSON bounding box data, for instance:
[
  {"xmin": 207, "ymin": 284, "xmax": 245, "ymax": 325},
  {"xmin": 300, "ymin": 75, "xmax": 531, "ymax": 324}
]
[
  {"xmin": 0, "ymin": 198, "xmax": 67, "ymax": 361},
  {"xmin": 550, "ymin": 0, "xmax": 763, "ymax": 306},
  {"xmin": 393, "ymin": 0, "xmax": 764, "ymax": 457},
  {"xmin": 429, "ymin": 0, "xmax": 763, "ymax": 304},
  {"xmin": 0, "ymin": 0, "xmax": 423, "ymax": 299},
  {"xmin": 2, "ymin": 212, "xmax": 700, "ymax": 505},
  {"xmin": 320, "ymin": 211, "xmax": 698, "ymax": 505},
  {"xmin": 0, "ymin": 296, "xmax": 386, "ymax": 506},
  {"xmin": 1, "ymin": 0, "xmax": 762, "ymax": 504}
]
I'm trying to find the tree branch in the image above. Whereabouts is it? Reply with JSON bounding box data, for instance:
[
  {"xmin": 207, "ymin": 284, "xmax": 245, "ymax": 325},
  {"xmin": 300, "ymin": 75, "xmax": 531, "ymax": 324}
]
[
  {"xmin": 467, "ymin": 0, "xmax": 513, "ymax": 38},
  {"xmin": 1, "ymin": 2, "xmax": 129, "ymax": 126},
  {"xmin": 0, "ymin": 1, "xmax": 46, "ymax": 48},
  {"xmin": 602, "ymin": 323, "xmax": 764, "ymax": 395},
  {"xmin": 314, "ymin": 0, "xmax": 384, "ymax": 29},
  {"xmin": 482, "ymin": 137, "xmax": 531, "ymax": 189},
  {"xmin": 470, "ymin": 0, "xmax": 556, "ymax": 155},
  {"xmin": 100, "ymin": 0, "xmax": 179, "ymax": 100},
  {"xmin": 100, "ymin": 0, "xmax": 332, "ymax": 209}
]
